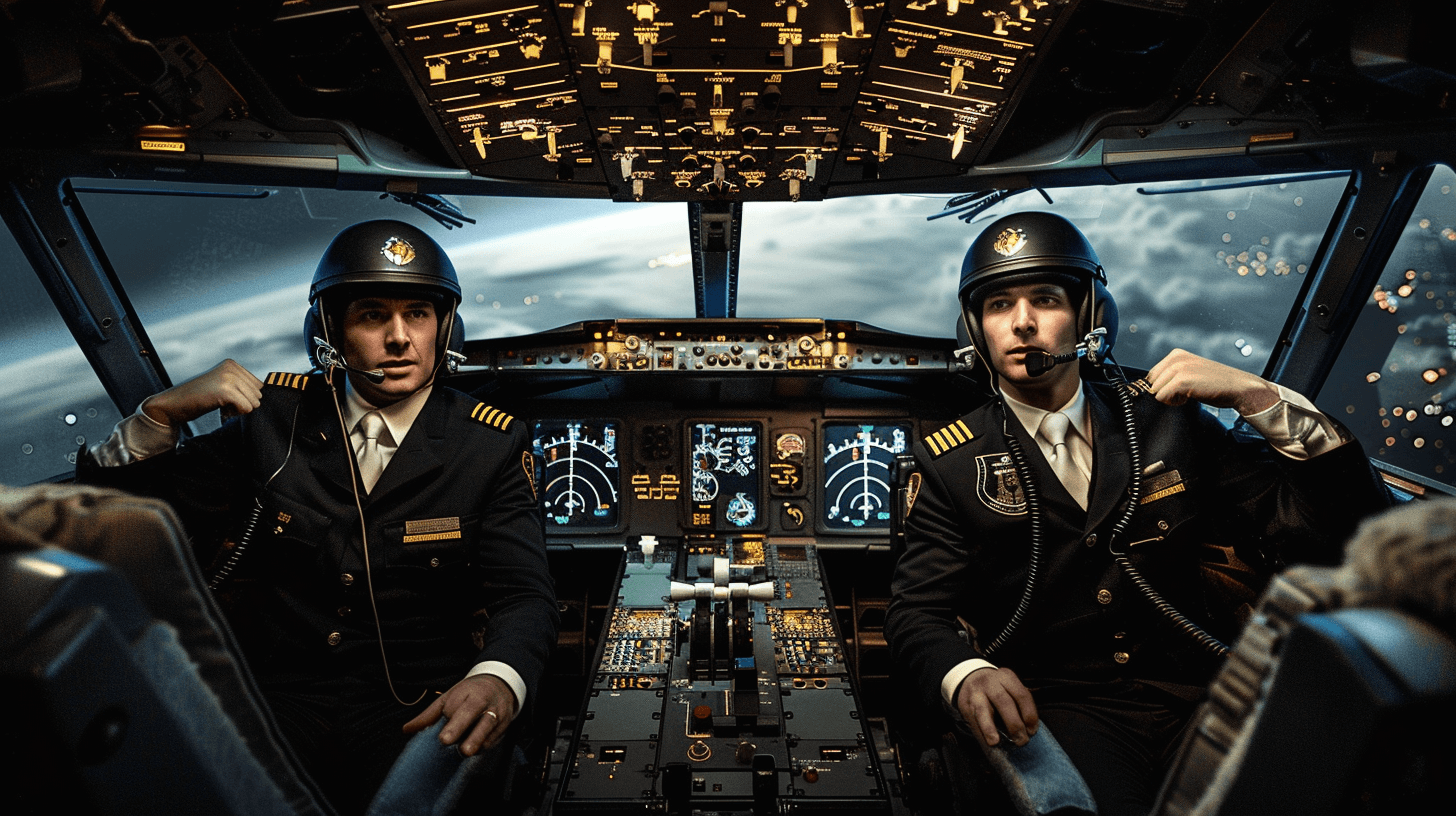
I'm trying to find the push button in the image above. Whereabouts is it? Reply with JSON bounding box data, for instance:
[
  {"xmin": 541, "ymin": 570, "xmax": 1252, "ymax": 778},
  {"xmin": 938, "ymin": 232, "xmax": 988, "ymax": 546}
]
[
  {"xmin": 327, "ymin": 632, "xmax": 343, "ymax": 646},
  {"xmin": 1097, "ymin": 589, "xmax": 1112, "ymax": 605},
  {"xmin": 340, "ymin": 573, "xmax": 355, "ymax": 586}
]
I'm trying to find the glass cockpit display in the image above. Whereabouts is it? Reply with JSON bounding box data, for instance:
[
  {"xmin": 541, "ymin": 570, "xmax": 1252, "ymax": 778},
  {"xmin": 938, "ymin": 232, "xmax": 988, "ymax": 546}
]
[
  {"xmin": 689, "ymin": 422, "xmax": 763, "ymax": 530},
  {"xmin": 821, "ymin": 422, "xmax": 911, "ymax": 531},
  {"xmin": 533, "ymin": 420, "xmax": 621, "ymax": 529}
]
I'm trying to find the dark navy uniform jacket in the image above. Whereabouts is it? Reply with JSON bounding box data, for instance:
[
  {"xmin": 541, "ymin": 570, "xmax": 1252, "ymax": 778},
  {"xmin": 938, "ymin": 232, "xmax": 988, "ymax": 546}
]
[
  {"xmin": 79, "ymin": 372, "xmax": 558, "ymax": 704},
  {"xmin": 884, "ymin": 379, "xmax": 1389, "ymax": 716}
]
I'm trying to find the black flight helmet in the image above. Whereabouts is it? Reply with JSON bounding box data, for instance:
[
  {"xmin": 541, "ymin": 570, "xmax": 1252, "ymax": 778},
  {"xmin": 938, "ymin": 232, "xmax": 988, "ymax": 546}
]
[
  {"xmin": 958, "ymin": 211, "xmax": 1117, "ymax": 377},
  {"xmin": 305, "ymin": 219, "xmax": 465, "ymax": 377}
]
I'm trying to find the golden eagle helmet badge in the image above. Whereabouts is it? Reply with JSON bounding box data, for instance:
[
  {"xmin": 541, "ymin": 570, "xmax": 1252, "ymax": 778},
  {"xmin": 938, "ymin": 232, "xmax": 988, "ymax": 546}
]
[
  {"xmin": 992, "ymin": 227, "xmax": 1028, "ymax": 257},
  {"xmin": 381, "ymin": 237, "xmax": 416, "ymax": 266}
]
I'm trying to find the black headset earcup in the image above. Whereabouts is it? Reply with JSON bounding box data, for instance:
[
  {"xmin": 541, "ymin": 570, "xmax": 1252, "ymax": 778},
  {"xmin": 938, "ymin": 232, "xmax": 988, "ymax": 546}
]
[
  {"xmin": 1091, "ymin": 278, "xmax": 1117, "ymax": 355},
  {"xmin": 448, "ymin": 310, "xmax": 465, "ymax": 354},
  {"xmin": 303, "ymin": 303, "xmax": 323, "ymax": 369}
]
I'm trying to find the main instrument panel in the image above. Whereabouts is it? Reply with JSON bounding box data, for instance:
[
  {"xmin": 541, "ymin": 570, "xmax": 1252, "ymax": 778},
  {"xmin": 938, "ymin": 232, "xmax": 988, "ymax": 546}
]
[
  {"xmin": 488, "ymin": 318, "xmax": 957, "ymax": 543},
  {"xmin": 529, "ymin": 412, "xmax": 923, "ymax": 541}
]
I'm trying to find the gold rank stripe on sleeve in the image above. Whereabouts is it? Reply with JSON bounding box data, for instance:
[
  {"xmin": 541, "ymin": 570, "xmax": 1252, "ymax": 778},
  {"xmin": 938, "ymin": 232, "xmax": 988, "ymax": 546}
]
[
  {"xmin": 924, "ymin": 419, "xmax": 974, "ymax": 458},
  {"xmin": 470, "ymin": 402, "xmax": 515, "ymax": 431},
  {"xmin": 264, "ymin": 372, "xmax": 310, "ymax": 390}
]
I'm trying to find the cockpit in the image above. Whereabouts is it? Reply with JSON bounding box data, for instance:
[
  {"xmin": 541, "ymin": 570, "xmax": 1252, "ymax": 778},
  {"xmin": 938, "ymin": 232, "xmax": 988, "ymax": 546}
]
[{"xmin": 3, "ymin": 2, "xmax": 1455, "ymax": 815}]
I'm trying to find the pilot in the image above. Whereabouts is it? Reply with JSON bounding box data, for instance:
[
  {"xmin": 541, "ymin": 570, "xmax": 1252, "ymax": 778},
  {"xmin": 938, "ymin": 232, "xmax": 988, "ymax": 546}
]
[
  {"xmin": 76, "ymin": 219, "xmax": 558, "ymax": 814},
  {"xmin": 884, "ymin": 211, "xmax": 1390, "ymax": 815}
]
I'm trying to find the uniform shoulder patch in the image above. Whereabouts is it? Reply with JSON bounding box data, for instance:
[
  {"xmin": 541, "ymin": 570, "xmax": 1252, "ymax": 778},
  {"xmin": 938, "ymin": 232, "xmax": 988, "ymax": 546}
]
[
  {"xmin": 263, "ymin": 372, "xmax": 312, "ymax": 390},
  {"xmin": 923, "ymin": 419, "xmax": 974, "ymax": 458},
  {"xmin": 469, "ymin": 402, "xmax": 515, "ymax": 431},
  {"xmin": 522, "ymin": 451, "xmax": 539, "ymax": 500}
]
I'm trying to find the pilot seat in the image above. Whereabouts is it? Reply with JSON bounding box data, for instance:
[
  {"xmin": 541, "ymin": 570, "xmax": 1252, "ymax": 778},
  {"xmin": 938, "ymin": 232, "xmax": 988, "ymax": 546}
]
[{"xmin": 0, "ymin": 482, "xmax": 524, "ymax": 816}]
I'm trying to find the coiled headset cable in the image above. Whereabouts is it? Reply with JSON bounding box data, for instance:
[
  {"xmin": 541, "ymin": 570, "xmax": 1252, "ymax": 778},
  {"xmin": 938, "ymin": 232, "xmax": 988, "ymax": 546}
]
[
  {"xmin": 1102, "ymin": 357, "xmax": 1229, "ymax": 658},
  {"xmin": 208, "ymin": 397, "xmax": 305, "ymax": 591},
  {"xmin": 982, "ymin": 404, "xmax": 1042, "ymax": 658}
]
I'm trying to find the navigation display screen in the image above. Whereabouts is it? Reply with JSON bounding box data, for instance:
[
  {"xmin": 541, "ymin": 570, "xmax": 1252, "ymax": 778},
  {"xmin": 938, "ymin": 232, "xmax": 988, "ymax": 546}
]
[
  {"xmin": 532, "ymin": 420, "xmax": 622, "ymax": 530},
  {"xmin": 689, "ymin": 421, "xmax": 763, "ymax": 530},
  {"xmin": 821, "ymin": 422, "xmax": 911, "ymax": 531}
]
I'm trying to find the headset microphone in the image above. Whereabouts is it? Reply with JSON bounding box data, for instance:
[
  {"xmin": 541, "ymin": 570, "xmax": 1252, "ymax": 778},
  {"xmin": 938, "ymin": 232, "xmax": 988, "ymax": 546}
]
[
  {"xmin": 312, "ymin": 337, "xmax": 386, "ymax": 384},
  {"xmin": 1024, "ymin": 328, "xmax": 1112, "ymax": 377},
  {"xmin": 1024, "ymin": 349, "xmax": 1080, "ymax": 376}
]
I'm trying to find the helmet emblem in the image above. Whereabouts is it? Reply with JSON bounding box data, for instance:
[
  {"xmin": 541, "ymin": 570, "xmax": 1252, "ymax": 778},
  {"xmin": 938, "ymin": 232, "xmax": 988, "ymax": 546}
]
[
  {"xmin": 381, "ymin": 237, "xmax": 416, "ymax": 266},
  {"xmin": 992, "ymin": 228, "xmax": 1028, "ymax": 257}
]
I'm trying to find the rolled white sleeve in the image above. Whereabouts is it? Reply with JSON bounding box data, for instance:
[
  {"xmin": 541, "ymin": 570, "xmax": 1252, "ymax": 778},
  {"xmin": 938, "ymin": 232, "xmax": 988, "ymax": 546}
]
[
  {"xmin": 941, "ymin": 658, "xmax": 999, "ymax": 712},
  {"xmin": 85, "ymin": 403, "xmax": 180, "ymax": 466},
  {"xmin": 465, "ymin": 661, "xmax": 527, "ymax": 715},
  {"xmin": 1239, "ymin": 384, "xmax": 1346, "ymax": 461}
]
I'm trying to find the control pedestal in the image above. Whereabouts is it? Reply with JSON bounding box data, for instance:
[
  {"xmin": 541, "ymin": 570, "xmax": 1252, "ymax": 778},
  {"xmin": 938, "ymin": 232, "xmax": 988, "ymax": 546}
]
[{"xmin": 556, "ymin": 537, "xmax": 889, "ymax": 814}]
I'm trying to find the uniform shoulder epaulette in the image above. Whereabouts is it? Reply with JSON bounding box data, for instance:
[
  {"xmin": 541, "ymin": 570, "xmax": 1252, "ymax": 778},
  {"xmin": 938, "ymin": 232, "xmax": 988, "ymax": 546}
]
[
  {"xmin": 924, "ymin": 419, "xmax": 974, "ymax": 458},
  {"xmin": 469, "ymin": 402, "xmax": 515, "ymax": 431},
  {"xmin": 263, "ymin": 372, "xmax": 312, "ymax": 390}
]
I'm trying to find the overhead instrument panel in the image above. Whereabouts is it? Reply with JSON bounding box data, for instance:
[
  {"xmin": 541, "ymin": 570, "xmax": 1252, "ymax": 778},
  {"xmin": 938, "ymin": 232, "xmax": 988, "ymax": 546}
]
[
  {"xmin": 843, "ymin": 0, "xmax": 1063, "ymax": 181},
  {"xmin": 533, "ymin": 419, "xmax": 623, "ymax": 531},
  {"xmin": 366, "ymin": 1, "xmax": 1068, "ymax": 201},
  {"xmin": 820, "ymin": 422, "xmax": 910, "ymax": 532},
  {"xmin": 688, "ymin": 421, "xmax": 764, "ymax": 531}
]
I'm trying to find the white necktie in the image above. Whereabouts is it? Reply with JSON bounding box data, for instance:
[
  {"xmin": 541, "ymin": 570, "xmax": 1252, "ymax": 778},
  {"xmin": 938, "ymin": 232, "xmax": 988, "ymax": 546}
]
[
  {"xmin": 357, "ymin": 411, "xmax": 387, "ymax": 493},
  {"xmin": 1039, "ymin": 411, "xmax": 1089, "ymax": 510}
]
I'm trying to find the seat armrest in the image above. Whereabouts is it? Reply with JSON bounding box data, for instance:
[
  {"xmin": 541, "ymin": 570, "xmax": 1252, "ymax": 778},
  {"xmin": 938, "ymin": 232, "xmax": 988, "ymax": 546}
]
[{"xmin": 975, "ymin": 725, "xmax": 1098, "ymax": 816}]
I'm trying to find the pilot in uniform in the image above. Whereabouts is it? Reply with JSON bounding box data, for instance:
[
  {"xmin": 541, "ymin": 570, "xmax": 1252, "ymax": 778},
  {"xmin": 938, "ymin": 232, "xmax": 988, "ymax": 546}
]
[
  {"xmin": 77, "ymin": 220, "xmax": 558, "ymax": 814},
  {"xmin": 884, "ymin": 212, "xmax": 1390, "ymax": 815}
]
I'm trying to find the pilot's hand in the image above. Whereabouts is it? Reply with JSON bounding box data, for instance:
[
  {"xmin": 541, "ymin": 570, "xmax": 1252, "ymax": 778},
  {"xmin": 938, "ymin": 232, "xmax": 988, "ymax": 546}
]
[
  {"xmin": 403, "ymin": 673, "xmax": 517, "ymax": 756},
  {"xmin": 957, "ymin": 666, "xmax": 1038, "ymax": 748},
  {"xmin": 140, "ymin": 359, "xmax": 264, "ymax": 426},
  {"xmin": 1146, "ymin": 348, "xmax": 1279, "ymax": 416}
]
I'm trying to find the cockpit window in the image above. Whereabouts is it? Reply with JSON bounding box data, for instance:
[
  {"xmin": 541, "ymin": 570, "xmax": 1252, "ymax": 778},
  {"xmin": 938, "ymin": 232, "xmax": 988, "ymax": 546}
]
[
  {"xmin": 76, "ymin": 182, "xmax": 693, "ymax": 387},
  {"xmin": 742, "ymin": 174, "xmax": 1349, "ymax": 376},
  {"xmin": 1321, "ymin": 164, "xmax": 1456, "ymax": 490},
  {"xmin": 0, "ymin": 225, "xmax": 122, "ymax": 486}
]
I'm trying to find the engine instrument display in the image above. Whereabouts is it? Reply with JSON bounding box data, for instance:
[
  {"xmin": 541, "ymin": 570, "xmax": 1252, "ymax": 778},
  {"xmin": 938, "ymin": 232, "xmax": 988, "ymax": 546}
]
[
  {"xmin": 689, "ymin": 421, "xmax": 763, "ymax": 530},
  {"xmin": 821, "ymin": 422, "xmax": 911, "ymax": 531},
  {"xmin": 533, "ymin": 420, "xmax": 621, "ymax": 530}
]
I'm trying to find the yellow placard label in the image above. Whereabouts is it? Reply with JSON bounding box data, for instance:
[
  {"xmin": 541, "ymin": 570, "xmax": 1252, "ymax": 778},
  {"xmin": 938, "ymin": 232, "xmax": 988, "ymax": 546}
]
[{"xmin": 140, "ymin": 140, "xmax": 186, "ymax": 152}]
